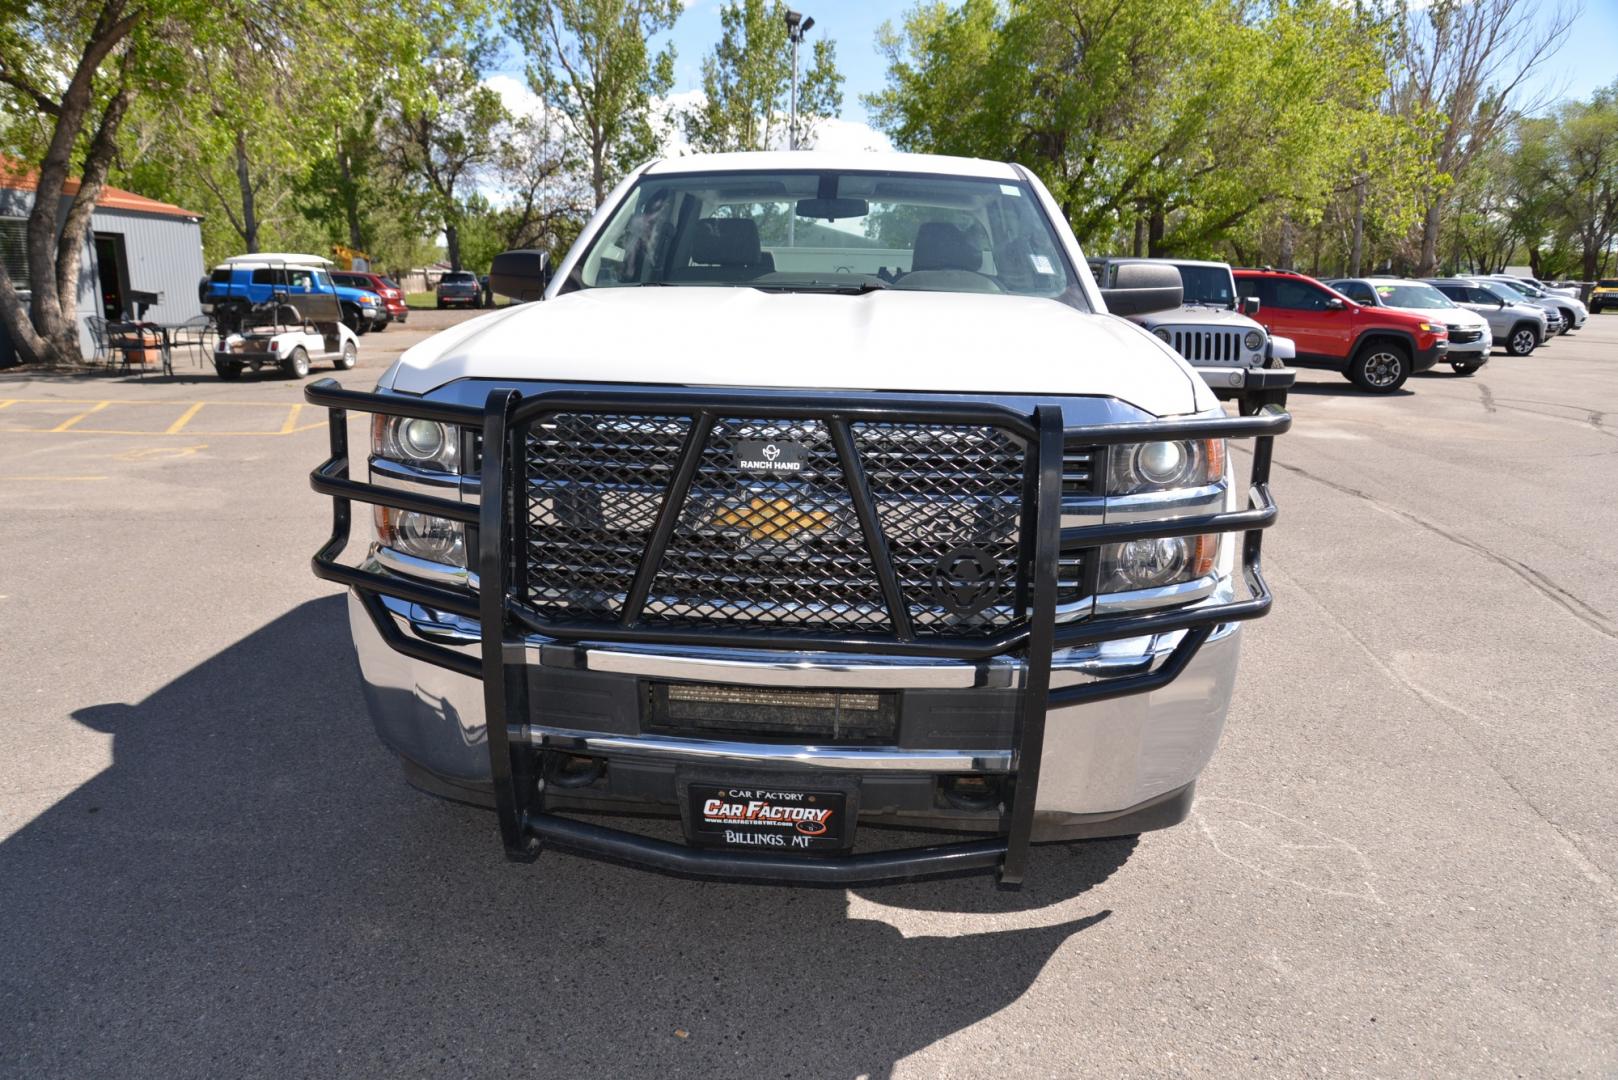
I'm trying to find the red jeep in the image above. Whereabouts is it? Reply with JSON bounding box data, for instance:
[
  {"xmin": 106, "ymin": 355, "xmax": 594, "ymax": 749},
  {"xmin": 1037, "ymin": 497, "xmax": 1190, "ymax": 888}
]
[{"xmin": 1234, "ymin": 268, "xmax": 1447, "ymax": 393}]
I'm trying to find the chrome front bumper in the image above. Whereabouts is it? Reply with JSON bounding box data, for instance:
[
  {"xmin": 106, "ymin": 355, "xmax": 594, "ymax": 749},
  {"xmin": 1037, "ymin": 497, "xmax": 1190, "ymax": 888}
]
[{"xmin": 347, "ymin": 588, "xmax": 1242, "ymax": 820}]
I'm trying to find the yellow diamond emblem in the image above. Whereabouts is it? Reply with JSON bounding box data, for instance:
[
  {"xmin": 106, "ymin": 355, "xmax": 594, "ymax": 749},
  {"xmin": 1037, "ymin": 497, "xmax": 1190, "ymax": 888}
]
[{"xmin": 713, "ymin": 497, "xmax": 831, "ymax": 541}]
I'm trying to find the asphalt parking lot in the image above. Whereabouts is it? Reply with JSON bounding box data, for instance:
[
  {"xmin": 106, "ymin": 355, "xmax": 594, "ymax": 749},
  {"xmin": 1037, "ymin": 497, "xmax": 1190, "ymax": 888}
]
[{"xmin": 2, "ymin": 311, "xmax": 1615, "ymax": 1078}]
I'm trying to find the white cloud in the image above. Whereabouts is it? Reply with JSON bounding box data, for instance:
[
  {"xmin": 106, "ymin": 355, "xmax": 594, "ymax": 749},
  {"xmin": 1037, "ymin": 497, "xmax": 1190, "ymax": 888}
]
[
  {"xmin": 803, "ymin": 118, "xmax": 894, "ymax": 154},
  {"xmin": 484, "ymin": 73, "xmax": 542, "ymax": 121}
]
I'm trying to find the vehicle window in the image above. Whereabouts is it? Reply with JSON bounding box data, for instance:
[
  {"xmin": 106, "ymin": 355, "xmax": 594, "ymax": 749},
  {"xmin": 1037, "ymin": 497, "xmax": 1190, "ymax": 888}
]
[
  {"xmin": 1599, "ymin": 279, "xmax": 1618, "ymax": 288},
  {"xmin": 444, "ymin": 272, "xmax": 476, "ymax": 283},
  {"xmin": 1236, "ymin": 277, "xmax": 1273, "ymax": 307},
  {"xmin": 1476, "ymin": 285, "xmax": 1512, "ymax": 304},
  {"xmin": 311, "ymin": 271, "xmax": 331, "ymax": 290},
  {"xmin": 286, "ymin": 269, "xmax": 315, "ymax": 290},
  {"xmin": 1337, "ymin": 281, "xmax": 1376, "ymax": 305},
  {"xmin": 1174, "ymin": 265, "xmax": 1236, "ymax": 306},
  {"xmin": 1267, "ymin": 279, "xmax": 1333, "ymax": 310},
  {"xmin": 1489, "ymin": 278, "xmax": 1531, "ymax": 298},
  {"xmin": 209, "ymin": 268, "xmax": 231, "ymax": 284},
  {"xmin": 1373, "ymin": 283, "xmax": 1453, "ymax": 309},
  {"xmin": 569, "ymin": 169, "xmax": 1079, "ymax": 304},
  {"xmin": 381, "ymin": 278, "xmax": 400, "ymax": 290},
  {"xmin": 250, "ymin": 268, "xmax": 281, "ymax": 285}
]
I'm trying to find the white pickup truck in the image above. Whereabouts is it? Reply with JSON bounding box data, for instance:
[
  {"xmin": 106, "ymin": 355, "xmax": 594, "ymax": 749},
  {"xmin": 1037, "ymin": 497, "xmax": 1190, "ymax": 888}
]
[{"xmin": 305, "ymin": 151, "xmax": 1288, "ymax": 886}]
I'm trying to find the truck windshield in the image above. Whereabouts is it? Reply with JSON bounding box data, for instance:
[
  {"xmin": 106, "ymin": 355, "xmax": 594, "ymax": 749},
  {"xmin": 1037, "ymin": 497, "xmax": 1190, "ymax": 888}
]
[
  {"xmin": 1173, "ymin": 264, "xmax": 1237, "ymax": 307},
  {"xmin": 567, "ymin": 169, "xmax": 1079, "ymax": 304},
  {"xmin": 1373, "ymin": 283, "xmax": 1453, "ymax": 309}
]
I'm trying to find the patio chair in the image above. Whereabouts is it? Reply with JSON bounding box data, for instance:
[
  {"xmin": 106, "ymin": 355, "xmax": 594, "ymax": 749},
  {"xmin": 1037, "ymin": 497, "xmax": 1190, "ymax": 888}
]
[
  {"xmin": 107, "ymin": 321, "xmax": 161, "ymax": 380},
  {"xmin": 85, "ymin": 316, "xmax": 112, "ymax": 366},
  {"xmin": 169, "ymin": 314, "xmax": 215, "ymax": 368}
]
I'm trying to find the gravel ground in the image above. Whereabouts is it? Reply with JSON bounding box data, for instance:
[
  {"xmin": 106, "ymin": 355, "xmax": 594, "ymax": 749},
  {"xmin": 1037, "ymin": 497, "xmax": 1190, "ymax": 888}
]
[{"xmin": 1, "ymin": 308, "xmax": 1614, "ymax": 1078}]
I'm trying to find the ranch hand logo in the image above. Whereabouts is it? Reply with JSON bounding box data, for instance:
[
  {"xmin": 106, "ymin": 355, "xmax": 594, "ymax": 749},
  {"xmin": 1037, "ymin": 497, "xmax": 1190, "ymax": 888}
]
[{"xmin": 736, "ymin": 439, "xmax": 806, "ymax": 473}]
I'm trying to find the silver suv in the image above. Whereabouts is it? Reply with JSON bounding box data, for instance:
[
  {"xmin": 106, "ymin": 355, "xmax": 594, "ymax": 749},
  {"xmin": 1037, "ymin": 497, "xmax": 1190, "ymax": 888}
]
[
  {"xmin": 1426, "ymin": 279, "xmax": 1549, "ymax": 357},
  {"xmin": 1485, "ymin": 275, "xmax": 1586, "ymax": 333}
]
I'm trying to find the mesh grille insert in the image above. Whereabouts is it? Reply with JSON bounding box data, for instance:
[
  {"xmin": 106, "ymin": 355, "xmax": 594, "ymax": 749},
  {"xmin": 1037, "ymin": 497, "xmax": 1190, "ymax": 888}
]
[{"xmin": 518, "ymin": 410, "xmax": 1031, "ymax": 639}]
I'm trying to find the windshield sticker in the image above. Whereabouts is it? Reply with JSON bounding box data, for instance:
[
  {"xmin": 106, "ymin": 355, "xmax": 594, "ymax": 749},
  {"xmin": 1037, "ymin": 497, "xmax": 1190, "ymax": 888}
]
[
  {"xmin": 1000, "ymin": 184, "xmax": 1021, "ymax": 196},
  {"xmin": 1030, "ymin": 254, "xmax": 1054, "ymax": 274}
]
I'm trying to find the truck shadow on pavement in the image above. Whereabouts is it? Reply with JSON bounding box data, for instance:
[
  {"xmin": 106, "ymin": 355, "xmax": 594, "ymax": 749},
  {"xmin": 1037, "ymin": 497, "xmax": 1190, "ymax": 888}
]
[{"xmin": 0, "ymin": 597, "xmax": 1130, "ymax": 1080}]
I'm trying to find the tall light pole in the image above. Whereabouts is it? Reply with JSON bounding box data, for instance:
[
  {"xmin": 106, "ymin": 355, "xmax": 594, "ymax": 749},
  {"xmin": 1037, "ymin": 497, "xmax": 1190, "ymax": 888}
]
[{"xmin": 785, "ymin": 9, "xmax": 815, "ymax": 150}]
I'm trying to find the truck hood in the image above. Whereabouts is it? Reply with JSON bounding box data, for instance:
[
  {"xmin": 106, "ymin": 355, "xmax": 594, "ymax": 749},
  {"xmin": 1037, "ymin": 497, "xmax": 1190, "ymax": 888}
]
[
  {"xmin": 384, "ymin": 287, "xmax": 1209, "ymax": 416},
  {"xmin": 1131, "ymin": 305, "xmax": 1260, "ymax": 331}
]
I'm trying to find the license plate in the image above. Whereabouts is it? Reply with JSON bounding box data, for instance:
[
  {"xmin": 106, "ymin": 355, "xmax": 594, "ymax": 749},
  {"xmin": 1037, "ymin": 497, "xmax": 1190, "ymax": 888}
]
[{"xmin": 685, "ymin": 783, "xmax": 852, "ymax": 854}]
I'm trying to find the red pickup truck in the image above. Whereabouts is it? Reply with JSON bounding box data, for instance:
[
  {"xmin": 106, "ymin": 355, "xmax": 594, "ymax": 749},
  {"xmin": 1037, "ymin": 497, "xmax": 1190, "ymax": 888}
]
[{"xmin": 1234, "ymin": 268, "xmax": 1447, "ymax": 393}]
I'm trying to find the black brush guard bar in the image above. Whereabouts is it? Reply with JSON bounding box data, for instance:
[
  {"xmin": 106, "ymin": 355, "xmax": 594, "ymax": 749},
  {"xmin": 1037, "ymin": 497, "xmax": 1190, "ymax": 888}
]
[{"xmin": 305, "ymin": 379, "xmax": 1289, "ymax": 886}]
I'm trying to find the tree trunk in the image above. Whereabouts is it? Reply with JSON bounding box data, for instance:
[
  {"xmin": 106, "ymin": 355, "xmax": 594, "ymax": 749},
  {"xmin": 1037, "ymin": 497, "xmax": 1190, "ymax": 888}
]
[
  {"xmin": 234, "ymin": 131, "xmax": 259, "ymax": 253},
  {"xmin": 1416, "ymin": 199, "xmax": 1442, "ymax": 276},
  {"xmin": 1278, "ymin": 215, "xmax": 1295, "ymax": 270},
  {"xmin": 1146, "ymin": 209, "xmax": 1166, "ymax": 258},
  {"xmin": 1349, "ymin": 177, "xmax": 1365, "ymax": 277},
  {"xmin": 0, "ymin": 0, "xmax": 141, "ymax": 366},
  {"xmin": 445, "ymin": 220, "xmax": 461, "ymax": 271},
  {"xmin": 591, "ymin": 131, "xmax": 607, "ymax": 209},
  {"xmin": 1131, "ymin": 214, "xmax": 1145, "ymax": 258},
  {"xmin": 1527, "ymin": 246, "xmax": 1541, "ymax": 278},
  {"xmin": 57, "ymin": 71, "xmax": 134, "ymax": 323},
  {"xmin": 336, "ymin": 135, "xmax": 365, "ymax": 250}
]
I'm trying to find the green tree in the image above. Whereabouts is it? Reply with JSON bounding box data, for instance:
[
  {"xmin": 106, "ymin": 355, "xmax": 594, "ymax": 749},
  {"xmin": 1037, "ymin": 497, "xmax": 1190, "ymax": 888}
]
[
  {"xmin": 0, "ymin": 0, "xmax": 311, "ymax": 364},
  {"xmin": 508, "ymin": 0, "xmax": 680, "ymax": 208},
  {"xmin": 682, "ymin": 0, "xmax": 843, "ymax": 153},
  {"xmin": 1388, "ymin": 0, "xmax": 1576, "ymax": 275},
  {"xmin": 867, "ymin": 0, "xmax": 1400, "ymax": 261},
  {"xmin": 383, "ymin": 10, "xmax": 509, "ymax": 271}
]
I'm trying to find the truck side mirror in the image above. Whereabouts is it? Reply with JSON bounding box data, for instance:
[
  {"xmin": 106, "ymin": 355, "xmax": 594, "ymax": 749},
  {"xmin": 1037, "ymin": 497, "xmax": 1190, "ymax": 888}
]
[
  {"xmin": 1240, "ymin": 296, "xmax": 1260, "ymax": 316},
  {"xmin": 1099, "ymin": 262, "xmax": 1183, "ymax": 316},
  {"xmin": 1325, "ymin": 296, "xmax": 1346, "ymax": 310},
  {"xmin": 490, "ymin": 249, "xmax": 552, "ymax": 302}
]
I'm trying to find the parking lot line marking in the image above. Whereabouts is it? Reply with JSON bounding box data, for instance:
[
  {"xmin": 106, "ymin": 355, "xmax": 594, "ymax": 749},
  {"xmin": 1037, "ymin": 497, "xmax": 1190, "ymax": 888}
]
[
  {"xmin": 0, "ymin": 400, "xmax": 15, "ymax": 411},
  {"xmin": 280, "ymin": 403, "xmax": 303, "ymax": 434},
  {"xmin": 0, "ymin": 475, "xmax": 108, "ymax": 481},
  {"xmin": 50, "ymin": 401, "xmax": 111, "ymax": 432},
  {"xmin": 165, "ymin": 402, "xmax": 207, "ymax": 435}
]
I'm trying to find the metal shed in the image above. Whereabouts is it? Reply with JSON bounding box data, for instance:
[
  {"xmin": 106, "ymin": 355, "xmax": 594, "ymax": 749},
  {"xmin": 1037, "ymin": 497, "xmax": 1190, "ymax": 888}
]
[{"xmin": 0, "ymin": 162, "xmax": 205, "ymax": 366}]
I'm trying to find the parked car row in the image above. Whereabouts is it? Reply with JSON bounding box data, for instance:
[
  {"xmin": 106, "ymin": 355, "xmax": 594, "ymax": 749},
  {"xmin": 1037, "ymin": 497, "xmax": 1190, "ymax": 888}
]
[{"xmin": 1091, "ymin": 257, "xmax": 1590, "ymax": 396}]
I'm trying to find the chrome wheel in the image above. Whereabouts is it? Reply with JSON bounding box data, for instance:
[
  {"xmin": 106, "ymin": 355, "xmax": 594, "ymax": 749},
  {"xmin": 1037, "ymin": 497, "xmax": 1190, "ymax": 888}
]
[{"xmin": 1362, "ymin": 350, "xmax": 1402, "ymax": 388}]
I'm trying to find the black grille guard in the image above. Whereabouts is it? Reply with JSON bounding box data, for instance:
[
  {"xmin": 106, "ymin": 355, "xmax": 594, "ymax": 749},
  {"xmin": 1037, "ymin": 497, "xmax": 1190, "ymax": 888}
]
[{"xmin": 305, "ymin": 379, "xmax": 1290, "ymax": 886}]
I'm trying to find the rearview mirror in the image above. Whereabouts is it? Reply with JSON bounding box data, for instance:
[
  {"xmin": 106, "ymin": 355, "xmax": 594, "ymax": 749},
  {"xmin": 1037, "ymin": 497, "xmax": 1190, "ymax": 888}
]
[
  {"xmin": 1099, "ymin": 262, "xmax": 1183, "ymax": 316},
  {"xmin": 795, "ymin": 197, "xmax": 869, "ymax": 220},
  {"xmin": 1325, "ymin": 296, "xmax": 1346, "ymax": 310},
  {"xmin": 1240, "ymin": 296, "xmax": 1261, "ymax": 316},
  {"xmin": 490, "ymin": 249, "xmax": 552, "ymax": 302}
]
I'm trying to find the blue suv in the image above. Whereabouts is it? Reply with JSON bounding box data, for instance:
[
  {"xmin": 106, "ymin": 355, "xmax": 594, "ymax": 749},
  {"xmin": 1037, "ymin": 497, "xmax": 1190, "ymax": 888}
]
[{"xmin": 202, "ymin": 254, "xmax": 381, "ymax": 335}]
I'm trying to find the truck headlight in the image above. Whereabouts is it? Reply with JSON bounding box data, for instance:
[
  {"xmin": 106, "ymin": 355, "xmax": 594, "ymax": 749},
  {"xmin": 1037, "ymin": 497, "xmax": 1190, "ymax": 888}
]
[
  {"xmin": 1099, "ymin": 535, "xmax": 1216, "ymax": 591},
  {"xmin": 374, "ymin": 416, "xmax": 460, "ymax": 472},
  {"xmin": 1243, "ymin": 330, "xmax": 1264, "ymax": 350},
  {"xmin": 1152, "ymin": 328, "xmax": 1172, "ymax": 343},
  {"xmin": 374, "ymin": 507, "xmax": 466, "ymax": 566},
  {"xmin": 1108, "ymin": 439, "xmax": 1225, "ymax": 494}
]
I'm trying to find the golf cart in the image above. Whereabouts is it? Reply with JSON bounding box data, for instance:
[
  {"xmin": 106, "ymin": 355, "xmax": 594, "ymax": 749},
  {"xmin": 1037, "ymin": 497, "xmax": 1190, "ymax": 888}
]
[{"xmin": 213, "ymin": 277, "xmax": 359, "ymax": 380}]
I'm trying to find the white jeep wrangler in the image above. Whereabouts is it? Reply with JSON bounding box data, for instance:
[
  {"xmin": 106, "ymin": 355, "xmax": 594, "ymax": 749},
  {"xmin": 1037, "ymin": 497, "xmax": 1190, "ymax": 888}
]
[{"xmin": 306, "ymin": 152, "xmax": 1288, "ymax": 886}]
